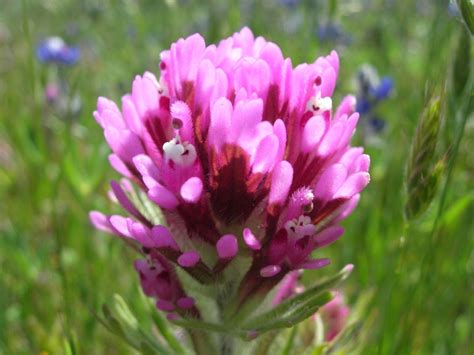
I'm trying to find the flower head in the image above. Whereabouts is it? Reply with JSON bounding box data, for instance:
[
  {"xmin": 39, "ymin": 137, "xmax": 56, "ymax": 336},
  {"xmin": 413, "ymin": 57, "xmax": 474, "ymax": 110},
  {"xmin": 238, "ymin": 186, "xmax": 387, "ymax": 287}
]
[
  {"xmin": 36, "ymin": 36, "xmax": 80, "ymax": 65},
  {"xmin": 90, "ymin": 28, "xmax": 370, "ymax": 319}
]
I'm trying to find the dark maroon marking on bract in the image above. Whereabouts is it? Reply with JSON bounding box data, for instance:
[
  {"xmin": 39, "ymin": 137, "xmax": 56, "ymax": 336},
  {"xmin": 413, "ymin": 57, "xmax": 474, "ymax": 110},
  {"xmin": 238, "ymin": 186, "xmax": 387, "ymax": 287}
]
[
  {"xmin": 263, "ymin": 84, "xmax": 280, "ymax": 124},
  {"xmin": 209, "ymin": 144, "xmax": 269, "ymax": 224},
  {"xmin": 180, "ymin": 81, "xmax": 195, "ymax": 107},
  {"xmin": 177, "ymin": 204, "xmax": 220, "ymax": 244},
  {"xmin": 290, "ymin": 156, "xmax": 324, "ymax": 194},
  {"xmin": 144, "ymin": 113, "xmax": 171, "ymax": 154},
  {"xmin": 311, "ymin": 197, "xmax": 348, "ymax": 225}
]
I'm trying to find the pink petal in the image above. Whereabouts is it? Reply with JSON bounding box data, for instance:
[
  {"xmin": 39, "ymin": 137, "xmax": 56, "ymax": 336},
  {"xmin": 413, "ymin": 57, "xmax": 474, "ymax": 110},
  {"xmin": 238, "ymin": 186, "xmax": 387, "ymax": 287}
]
[
  {"xmin": 334, "ymin": 172, "xmax": 370, "ymax": 199},
  {"xmin": 243, "ymin": 228, "xmax": 261, "ymax": 250},
  {"xmin": 313, "ymin": 226, "xmax": 344, "ymax": 248},
  {"xmin": 335, "ymin": 95, "xmax": 356, "ymax": 121},
  {"xmin": 177, "ymin": 251, "xmax": 201, "ymax": 267},
  {"xmin": 300, "ymin": 258, "xmax": 330, "ymax": 270},
  {"xmin": 273, "ymin": 119, "xmax": 287, "ymax": 162},
  {"xmin": 260, "ymin": 265, "xmax": 281, "ymax": 278},
  {"xmin": 216, "ymin": 234, "xmax": 238, "ymax": 259},
  {"xmin": 268, "ymin": 161, "xmax": 293, "ymax": 206},
  {"xmin": 151, "ymin": 225, "xmax": 179, "ymax": 250},
  {"xmin": 313, "ymin": 164, "xmax": 347, "ymax": 202},
  {"xmin": 89, "ymin": 211, "xmax": 114, "ymax": 234},
  {"xmin": 156, "ymin": 300, "xmax": 175, "ymax": 312},
  {"xmin": 108, "ymin": 154, "xmax": 132, "ymax": 177},
  {"xmin": 302, "ymin": 115, "xmax": 327, "ymax": 152},
  {"xmin": 180, "ymin": 177, "xmax": 203, "ymax": 203},
  {"xmin": 177, "ymin": 297, "xmax": 195, "ymax": 309},
  {"xmin": 252, "ymin": 134, "xmax": 279, "ymax": 173},
  {"xmin": 128, "ymin": 221, "xmax": 153, "ymax": 247},
  {"xmin": 110, "ymin": 180, "xmax": 144, "ymax": 220},
  {"xmin": 148, "ymin": 184, "xmax": 179, "ymax": 209},
  {"xmin": 109, "ymin": 215, "xmax": 133, "ymax": 238},
  {"xmin": 208, "ymin": 97, "xmax": 232, "ymax": 150}
]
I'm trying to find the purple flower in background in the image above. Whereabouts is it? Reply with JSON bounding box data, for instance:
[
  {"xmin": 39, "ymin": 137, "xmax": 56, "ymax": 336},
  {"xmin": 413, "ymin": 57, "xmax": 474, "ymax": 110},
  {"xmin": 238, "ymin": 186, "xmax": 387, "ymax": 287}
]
[
  {"xmin": 90, "ymin": 28, "xmax": 370, "ymax": 318},
  {"xmin": 320, "ymin": 291, "xmax": 350, "ymax": 341},
  {"xmin": 317, "ymin": 22, "xmax": 352, "ymax": 46},
  {"xmin": 279, "ymin": 0, "xmax": 300, "ymax": 8},
  {"xmin": 355, "ymin": 64, "xmax": 393, "ymax": 134},
  {"xmin": 36, "ymin": 36, "xmax": 80, "ymax": 65}
]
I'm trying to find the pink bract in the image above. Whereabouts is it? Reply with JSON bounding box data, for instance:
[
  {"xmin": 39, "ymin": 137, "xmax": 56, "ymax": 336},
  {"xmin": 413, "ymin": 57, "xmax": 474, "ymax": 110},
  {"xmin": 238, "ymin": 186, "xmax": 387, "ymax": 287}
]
[{"xmin": 90, "ymin": 27, "xmax": 370, "ymax": 316}]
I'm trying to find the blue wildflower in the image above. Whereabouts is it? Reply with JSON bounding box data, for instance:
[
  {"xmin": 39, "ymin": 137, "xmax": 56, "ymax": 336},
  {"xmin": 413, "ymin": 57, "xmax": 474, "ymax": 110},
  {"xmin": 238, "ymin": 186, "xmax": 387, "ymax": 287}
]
[
  {"xmin": 36, "ymin": 37, "xmax": 80, "ymax": 65},
  {"xmin": 278, "ymin": 0, "xmax": 299, "ymax": 8},
  {"xmin": 355, "ymin": 65, "xmax": 393, "ymax": 137},
  {"xmin": 317, "ymin": 22, "xmax": 352, "ymax": 45},
  {"xmin": 371, "ymin": 77, "xmax": 394, "ymax": 101}
]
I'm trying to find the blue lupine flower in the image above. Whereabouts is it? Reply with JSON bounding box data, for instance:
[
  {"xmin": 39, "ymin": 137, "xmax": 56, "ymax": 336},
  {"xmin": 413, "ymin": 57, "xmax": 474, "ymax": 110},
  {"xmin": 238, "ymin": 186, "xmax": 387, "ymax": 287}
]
[
  {"xmin": 355, "ymin": 65, "xmax": 393, "ymax": 136},
  {"xmin": 317, "ymin": 22, "xmax": 352, "ymax": 45},
  {"xmin": 368, "ymin": 117, "xmax": 386, "ymax": 133},
  {"xmin": 36, "ymin": 37, "xmax": 80, "ymax": 65},
  {"xmin": 371, "ymin": 77, "xmax": 394, "ymax": 101},
  {"xmin": 278, "ymin": 0, "xmax": 299, "ymax": 8}
]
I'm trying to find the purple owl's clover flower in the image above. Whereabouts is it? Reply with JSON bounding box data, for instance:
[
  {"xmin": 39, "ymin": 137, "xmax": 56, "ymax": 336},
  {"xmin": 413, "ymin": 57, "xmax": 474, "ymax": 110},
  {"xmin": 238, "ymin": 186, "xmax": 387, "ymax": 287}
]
[{"xmin": 90, "ymin": 28, "xmax": 369, "ymax": 321}]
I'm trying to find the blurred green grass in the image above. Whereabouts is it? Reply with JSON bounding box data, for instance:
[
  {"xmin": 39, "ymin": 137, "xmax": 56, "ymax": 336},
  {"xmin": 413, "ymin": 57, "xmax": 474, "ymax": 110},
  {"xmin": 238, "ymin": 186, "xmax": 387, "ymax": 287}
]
[{"xmin": 0, "ymin": 0, "xmax": 472, "ymax": 353}]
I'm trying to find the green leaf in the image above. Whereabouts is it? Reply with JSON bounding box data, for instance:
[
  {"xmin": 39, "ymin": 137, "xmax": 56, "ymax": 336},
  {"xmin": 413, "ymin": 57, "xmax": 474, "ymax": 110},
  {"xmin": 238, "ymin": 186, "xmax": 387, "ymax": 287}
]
[
  {"xmin": 98, "ymin": 296, "xmax": 173, "ymax": 354},
  {"xmin": 149, "ymin": 302, "xmax": 187, "ymax": 354},
  {"xmin": 243, "ymin": 291, "xmax": 333, "ymax": 334},
  {"xmin": 242, "ymin": 265, "xmax": 352, "ymax": 330},
  {"xmin": 170, "ymin": 318, "xmax": 234, "ymax": 335},
  {"xmin": 440, "ymin": 193, "xmax": 474, "ymax": 228}
]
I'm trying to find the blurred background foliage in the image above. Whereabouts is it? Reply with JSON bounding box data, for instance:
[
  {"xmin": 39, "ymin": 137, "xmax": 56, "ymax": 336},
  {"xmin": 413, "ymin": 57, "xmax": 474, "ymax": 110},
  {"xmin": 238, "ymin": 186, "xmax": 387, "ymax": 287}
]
[{"xmin": 0, "ymin": 0, "xmax": 472, "ymax": 353}]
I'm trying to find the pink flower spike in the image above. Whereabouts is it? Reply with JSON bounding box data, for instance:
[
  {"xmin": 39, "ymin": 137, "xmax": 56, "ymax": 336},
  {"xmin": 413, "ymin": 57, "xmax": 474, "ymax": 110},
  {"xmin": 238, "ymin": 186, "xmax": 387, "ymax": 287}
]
[
  {"xmin": 216, "ymin": 234, "xmax": 238, "ymax": 259},
  {"xmin": 180, "ymin": 177, "xmax": 203, "ymax": 203},
  {"xmin": 260, "ymin": 265, "xmax": 281, "ymax": 278},
  {"xmin": 243, "ymin": 228, "xmax": 261, "ymax": 250},
  {"xmin": 90, "ymin": 28, "xmax": 372, "ymax": 318},
  {"xmin": 156, "ymin": 300, "xmax": 175, "ymax": 312},
  {"xmin": 177, "ymin": 251, "xmax": 201, "ymax": 268},
  {"xmin": 300, "ymin": 258, "xmax": 331, "ymax": 270},
  {"xmin": 177, "ymin": 297, "xmax": 196, "ymax": 309}
]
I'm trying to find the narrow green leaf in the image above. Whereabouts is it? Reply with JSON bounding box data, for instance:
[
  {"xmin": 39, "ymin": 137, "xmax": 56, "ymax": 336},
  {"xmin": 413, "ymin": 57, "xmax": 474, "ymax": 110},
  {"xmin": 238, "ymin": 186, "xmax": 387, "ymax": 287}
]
[
  {"xmin": 244, "ymin": 292, "xmax": 332, "ymax": 334},
  {"xmin": 150, "ymin": 305, "xmax": 187, "ymax": 354},
  {"xmin": 170, "ymin": 318, "xmax": 235, "ymax": 335},
  {"xmin": 243, "ymin": 265, "xmax": 352, "ymax": 329}
]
